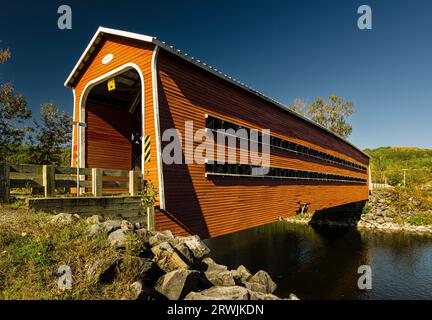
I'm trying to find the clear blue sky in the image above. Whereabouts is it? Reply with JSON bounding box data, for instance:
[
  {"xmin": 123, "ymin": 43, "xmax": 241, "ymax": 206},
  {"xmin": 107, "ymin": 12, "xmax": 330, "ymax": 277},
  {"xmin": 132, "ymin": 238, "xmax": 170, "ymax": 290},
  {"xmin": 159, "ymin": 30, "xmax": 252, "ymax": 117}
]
[{"xmin": 1, "ymin": 0, "xmax": 431, "ymax": 150}]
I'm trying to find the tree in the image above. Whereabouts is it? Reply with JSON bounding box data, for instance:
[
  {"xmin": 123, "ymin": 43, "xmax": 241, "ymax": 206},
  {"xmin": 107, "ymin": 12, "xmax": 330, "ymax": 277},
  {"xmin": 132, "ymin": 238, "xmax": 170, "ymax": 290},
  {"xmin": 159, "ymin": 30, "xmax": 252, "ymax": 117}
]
[
  {"xmin": 0, "ymin": 48, "xmax": 32, "ymax": 162},
  {"xmin": 29, "ymin": 103, "xmax": 72, "ymax": 165},
  {"xmin": 289, "ymin": 96, "xmax": 355, "ymax": 139}
]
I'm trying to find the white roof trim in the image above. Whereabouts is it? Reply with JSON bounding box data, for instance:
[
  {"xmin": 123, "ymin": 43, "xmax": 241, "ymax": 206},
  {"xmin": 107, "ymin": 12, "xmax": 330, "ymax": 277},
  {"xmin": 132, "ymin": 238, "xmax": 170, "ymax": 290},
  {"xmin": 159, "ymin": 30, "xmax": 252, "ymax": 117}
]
[{"xmin": 64, "ymin": 26, "xmax": 369, "ymax": 159}]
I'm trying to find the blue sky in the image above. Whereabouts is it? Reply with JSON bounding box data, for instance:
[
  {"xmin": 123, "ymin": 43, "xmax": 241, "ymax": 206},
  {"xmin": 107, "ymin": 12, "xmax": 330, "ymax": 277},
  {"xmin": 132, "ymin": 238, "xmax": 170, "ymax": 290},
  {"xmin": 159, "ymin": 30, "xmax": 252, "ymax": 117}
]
[{"xmin": 0, "ymin": 0, "xmax": 431, "ymax": 149}]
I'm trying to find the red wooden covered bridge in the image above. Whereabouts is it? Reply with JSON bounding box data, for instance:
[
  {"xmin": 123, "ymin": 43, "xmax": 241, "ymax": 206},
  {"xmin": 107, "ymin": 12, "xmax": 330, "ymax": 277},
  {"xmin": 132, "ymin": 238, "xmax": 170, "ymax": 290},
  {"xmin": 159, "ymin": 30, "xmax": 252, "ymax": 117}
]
[{"xmin": 65, "ymin": 27, "xmax": 370, "ymax": 238}]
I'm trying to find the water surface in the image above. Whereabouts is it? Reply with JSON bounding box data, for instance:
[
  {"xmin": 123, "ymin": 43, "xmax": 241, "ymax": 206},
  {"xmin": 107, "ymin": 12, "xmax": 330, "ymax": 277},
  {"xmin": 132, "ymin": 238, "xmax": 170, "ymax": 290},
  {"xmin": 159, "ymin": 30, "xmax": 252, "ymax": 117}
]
[{"xmin": 205, "ymin": 222, "xmax": 432, "ymax": 299}]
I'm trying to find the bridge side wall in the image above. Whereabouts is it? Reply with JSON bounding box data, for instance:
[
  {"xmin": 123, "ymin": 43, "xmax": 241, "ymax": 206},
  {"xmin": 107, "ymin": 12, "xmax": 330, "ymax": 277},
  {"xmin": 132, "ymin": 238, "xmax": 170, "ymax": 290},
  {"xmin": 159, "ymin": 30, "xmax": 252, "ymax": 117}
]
[{"xmin": 154, "ymin": 50, "xmax": 369, "ymax": 239}]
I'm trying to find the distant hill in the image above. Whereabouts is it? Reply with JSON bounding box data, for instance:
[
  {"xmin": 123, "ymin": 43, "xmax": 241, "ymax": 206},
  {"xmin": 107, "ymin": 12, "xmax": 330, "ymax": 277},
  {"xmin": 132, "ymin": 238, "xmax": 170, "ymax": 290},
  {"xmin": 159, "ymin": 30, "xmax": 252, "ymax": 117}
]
[{"xmin": 364, "ymin": 147, "xmax": 432, "ymax": 186}]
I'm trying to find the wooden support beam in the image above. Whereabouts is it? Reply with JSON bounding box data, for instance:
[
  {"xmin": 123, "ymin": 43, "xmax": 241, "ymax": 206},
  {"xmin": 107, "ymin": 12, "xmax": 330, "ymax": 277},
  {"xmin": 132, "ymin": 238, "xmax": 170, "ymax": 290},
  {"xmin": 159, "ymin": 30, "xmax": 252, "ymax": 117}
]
[
  {"xmin": 147, "ymin": 206, "xmax": 155, "ymax": 231},
  {"xmin": 129, "ymin": 170, "xmax": 139, "ymax": 196},
  {"xmin": 92, "ymin": 168, "xmax": 103, "ymax": 197},
  {"xmin": 42, "ymin": 165, "xmax": 55, "ymax": 197},
  {"xmin": 0, "ymin": 164, "xmax": 10, "ymax": 203}
]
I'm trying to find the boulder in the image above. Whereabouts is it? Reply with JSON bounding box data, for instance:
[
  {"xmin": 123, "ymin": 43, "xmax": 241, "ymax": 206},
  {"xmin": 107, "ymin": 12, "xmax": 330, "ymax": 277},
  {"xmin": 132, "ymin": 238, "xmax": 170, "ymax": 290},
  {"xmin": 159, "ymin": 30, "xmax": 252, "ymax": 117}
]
[
  {"xmin": 87, "ymin": 223, "xmax": 103, "ymax": 237},
  {"xmin": 249, "ymin": 270, "xmax": 277, "ymax": 294},
  {"xmin": 108, "ymin": 229, "xmax": 132, "ymax": 248},
  {"xmin": 50, "ymin": 213, "xmax": 80, "ymax": 225},
  {"xmin": 86, "ymin": 215, "xmax": 104, "ymax": 224},
  {"xmin": 243, "ymin": 281, "xmax": 267, "ymax": 294},
  {"xmin": 289, "ymin": 293, "xmax": 300, "ymax": 300},
  {"xmin": 127, "ymin": 256, "xmax": 163, "ymax": 284},
  {"xmin": 121, "ymin": 220, "xmax": 134, "ymax": 231},
  {"xmin": 130, "ymin": 281, "xmax": 154, "ymax": 300},
  {"xmin": 151, "ymin": 241, "xmax": 189, "ymax": 272},
  {"xmin": 149, "ymin": 231, "xmax": 174, "ymax": 247},
  {"xmin": 231, "ymin": 265, "xmax": 252, "ymax": 283},
  {"xmin": 205, "ymin": 270, "xmax": 236, "ymax": 287},
  {"xmin": 202, "ymin": 259, "xmax": 234, "ymax": 286},
  {"xmin": 86, "ymin": 257, "xmax": 121, "ymax": 284},
  {"xmin": 183, "ymin": 235, "xmax": 210, "ymax": 260},
  {"xmin": 248, "ymin": 290, "xmax": 281, "ymax": 300},
  {"xmin": 101, "ymin": 220, "xmax": 122, "ymax": 233},
  {"xmin": 155, "ymin": 269, "xmax": 200, "ymax": 300},
  {"xmin": 184, "ymin": 286, "xmax": 250, "ymax": 300}
]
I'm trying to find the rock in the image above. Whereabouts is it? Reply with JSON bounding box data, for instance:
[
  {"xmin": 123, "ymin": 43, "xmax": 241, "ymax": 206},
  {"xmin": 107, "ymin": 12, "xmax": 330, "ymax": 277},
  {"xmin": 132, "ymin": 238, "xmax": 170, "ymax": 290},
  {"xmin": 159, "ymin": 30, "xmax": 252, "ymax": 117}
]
[
  {"xmin": 149, "ymin": 231, "xmax": 174, "ymax": 247},
  {"xmin": 121, "ymin": 220, "xmax": 134, "ymax": 231},
  {"xmin": 203, "ymin": 257, "xmax": 228, "ymax": 273},
  {"xmin": 183, "ymin": 235, "xmax": 210, "ymax": 260},
  {"xmin": 205, "ymin": 270, "xmax": 236, "ymax": 287},
  {"xmin": 50, "ymin": 213, "xmax": 80, "ymax": 225},
  {"xmin": 101, "ymin": 220, "xmax": 122, "ymax": 233},
  {"xmin": 155, "ymin": 269, "xmax": 200, "ymax": 300},
  {"xmin": 248, "ymin": 290, "xmax": 281, "ymax": 300},
  {"xmin": 151, "ymin": 241, "xmax": 189, "ymax": 272},
  {"xmin": 130, "ymin": 281, "xmax": 154, "ymax": 300},
  {"xmin": 87, "ymin": 257, "xmax": 121, "ymax": 284},
  {"xmin": 87, "ymin": 223, "xmax": 103, "ymax": 237},
  {"xmin": 184, "ymin": 286, "xmax": 250, "ymax": 300},
  {"xmin": 244, "ymin": 281, "xmax": 267, "ymax": 293},
  {"xmin": 289, "ymin": 293, "xmax": 300, "ymax": 300},
  {"xmin": 108, "ymin": 229, "xmax": 132, "ymax": 248},
  {"xmin": 86, "ymin": 215, "xmax": 104, "ymax": 224},
  {"xmin": 128, "ymin": 256, "xmax": 163, "ymax": 284},
  {"xmin": 173, "ymin": 243, "xmax": 195, "ymax": 264},
  {"xmin": 231, "ymin": 265, "xmax": 252, "ymax": 283},
  {"xmin": 249, "ymin": 270, "xmax": 277, "ymax": 294}
]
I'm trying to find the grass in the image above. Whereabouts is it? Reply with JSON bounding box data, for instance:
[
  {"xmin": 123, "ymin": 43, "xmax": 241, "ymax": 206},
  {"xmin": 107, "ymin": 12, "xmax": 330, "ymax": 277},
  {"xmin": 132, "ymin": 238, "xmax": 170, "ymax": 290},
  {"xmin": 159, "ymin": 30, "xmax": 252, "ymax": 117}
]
[{"xmin": 0, "ymin": 205, "xmax": 147, "ymax": 300}]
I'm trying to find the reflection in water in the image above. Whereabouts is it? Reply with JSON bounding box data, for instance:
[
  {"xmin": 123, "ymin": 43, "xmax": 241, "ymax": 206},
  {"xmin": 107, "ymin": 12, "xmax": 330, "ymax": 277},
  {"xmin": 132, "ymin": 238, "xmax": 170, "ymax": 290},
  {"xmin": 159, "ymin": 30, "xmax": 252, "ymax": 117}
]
[{"xmin": 205, "ymin": 222, "xmax": 432, "ymax": 300}]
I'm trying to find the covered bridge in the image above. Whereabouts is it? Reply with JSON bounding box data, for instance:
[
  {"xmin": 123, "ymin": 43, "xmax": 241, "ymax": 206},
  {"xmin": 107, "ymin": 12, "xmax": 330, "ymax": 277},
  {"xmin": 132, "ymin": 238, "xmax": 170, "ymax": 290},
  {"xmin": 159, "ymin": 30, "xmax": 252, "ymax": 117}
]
[{"xmin": 65, "ymin": 27, "xmax": 370, "ymax": 238}]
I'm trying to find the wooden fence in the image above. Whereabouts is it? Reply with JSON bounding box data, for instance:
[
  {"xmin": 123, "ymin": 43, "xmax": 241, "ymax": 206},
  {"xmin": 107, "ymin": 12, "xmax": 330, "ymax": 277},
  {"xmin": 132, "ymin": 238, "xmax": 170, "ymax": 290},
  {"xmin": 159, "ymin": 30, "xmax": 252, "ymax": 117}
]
[{"xmin": 0, "ymin": 163, "xmax": 143, "ymax": 203}]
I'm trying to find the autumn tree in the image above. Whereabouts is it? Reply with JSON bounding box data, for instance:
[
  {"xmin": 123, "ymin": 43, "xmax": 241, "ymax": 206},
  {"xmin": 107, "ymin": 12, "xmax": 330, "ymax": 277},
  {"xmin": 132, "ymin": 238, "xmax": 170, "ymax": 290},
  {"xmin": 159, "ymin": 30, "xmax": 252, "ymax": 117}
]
[
  {"xmin": 28, "ymin": 103, "xmax": 72, "ymax": 165},
  {"xmin": 0, "ymin": 48, "xmax": 32, "ymax": 162},
  {"xmin": 289, "ymin": 96, "xmax": 355, "ymax": 139}
]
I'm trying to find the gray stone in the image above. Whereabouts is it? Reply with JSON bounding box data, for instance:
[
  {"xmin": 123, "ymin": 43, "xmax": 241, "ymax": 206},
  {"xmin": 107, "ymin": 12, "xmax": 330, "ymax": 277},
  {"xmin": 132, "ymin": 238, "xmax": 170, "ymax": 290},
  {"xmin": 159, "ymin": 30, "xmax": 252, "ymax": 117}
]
[
  {"xmin": 289, "ymin": 293, "xmax": 300, "ymax": 300},
  {"xmin": 249, "ymin": 270, "xmax": 277, "ymax": 294},
  {"xmin": 130, "ymin": 281, "xmax": 153, "ymax": 300},
  {"xmin": 203, "ymin": 257, "xmax": 228, "ymax": 273},
  {"xmin": 184, "ymin": 286, "xmax": 250, "ymax": 300},
  {"xmin": 121, "ymin": 220, "xmax": 134, "ymax": 231},
  {"xmin": 155, "ymin": 269, "xmax": 200, "ymax": 300},
  {"xmin": 87, "ymin": 223, "xmax": 103, "ymax": 237},
  {"xmin": 149, "ymin": 231, "xmax": 174, "ymax": 247},
  {"xmin": 50, "ymin": 213, "xmax": 80, "ymax": 225},
  {"xmin": 231, "ymin": 265, "xmax": 252, "ymax": 282},
  {"xmin": 183, "ymin": 235, "xmax": 210, "ymax": 259},
  {"xmin": 151, "ymin": 241, "xmax": 189, "ymax": 272},
  {"xmin": 244, "ymin": 281, "xmax": 267, "ymax": 294},
  {"xmin": 248, "ymin": 290, "xmax": 281, "ymax": 300},
  {"xmin": 205, "ymin": 270, "xmax": 236, "ymax": 287},
  {"xmin": 108, "ymin": 229, "xmax": 132, "ymax": 248},
  {"xmin": 86, "ymin": 215, "xmax": 104, "ymax": 224},
  {"xmin": 87, "ymin": 257, "xmax": 121, "ymax": 284},
  {"xmin": 101, "ymin": 220, "xmax": 122, "ymax": 233}
]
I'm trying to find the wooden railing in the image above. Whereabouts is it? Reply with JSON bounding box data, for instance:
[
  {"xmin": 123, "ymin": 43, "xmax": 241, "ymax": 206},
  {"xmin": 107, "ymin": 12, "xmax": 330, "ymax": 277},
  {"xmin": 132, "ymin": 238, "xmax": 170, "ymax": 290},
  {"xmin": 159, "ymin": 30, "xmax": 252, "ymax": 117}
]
[{"xmin": 0, "ymin": 163, "xmax": 143, "ymax": 203}]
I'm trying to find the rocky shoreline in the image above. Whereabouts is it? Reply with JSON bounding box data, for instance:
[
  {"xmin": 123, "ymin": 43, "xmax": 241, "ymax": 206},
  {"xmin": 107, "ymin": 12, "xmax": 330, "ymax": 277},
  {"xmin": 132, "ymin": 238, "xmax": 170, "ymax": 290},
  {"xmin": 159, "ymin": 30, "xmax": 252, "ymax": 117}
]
[
  {"xmin": 51, "ymin": 213, "xmax": 299, "ymax": 300},
  {"xmin": 285, "ymin": 192, "xmax": 432, "ymax": 235}
]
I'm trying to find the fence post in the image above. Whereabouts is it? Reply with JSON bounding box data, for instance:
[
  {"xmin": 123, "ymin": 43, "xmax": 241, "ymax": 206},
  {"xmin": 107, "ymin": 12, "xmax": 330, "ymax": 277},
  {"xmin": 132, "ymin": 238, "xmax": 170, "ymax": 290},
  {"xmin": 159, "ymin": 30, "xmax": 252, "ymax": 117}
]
[
  {"xmin": 147, "ymin": 206, "xmax": 155, "ymax": 231},
  {"xmin": 92, "ymin": 168, "xmax": 102, "ymax": 197},
  {"xmin": 129, "ymin": 170, "xmax": 139, "ymax": 196},
  {"xmin": 0, "ymin": 164, "xmax": 10, "ymax": 203},
  {"xmin": 42, "ymin": 165, "xmax": 55, "ymax": 197}
]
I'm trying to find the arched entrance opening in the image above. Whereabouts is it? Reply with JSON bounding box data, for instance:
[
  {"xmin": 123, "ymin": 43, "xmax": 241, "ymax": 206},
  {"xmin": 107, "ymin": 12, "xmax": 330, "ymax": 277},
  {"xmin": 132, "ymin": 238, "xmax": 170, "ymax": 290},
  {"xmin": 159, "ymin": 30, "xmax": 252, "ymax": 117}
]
[{"xmin": 81, "ymin": 67, "xmax": 144, "ymax": 172}]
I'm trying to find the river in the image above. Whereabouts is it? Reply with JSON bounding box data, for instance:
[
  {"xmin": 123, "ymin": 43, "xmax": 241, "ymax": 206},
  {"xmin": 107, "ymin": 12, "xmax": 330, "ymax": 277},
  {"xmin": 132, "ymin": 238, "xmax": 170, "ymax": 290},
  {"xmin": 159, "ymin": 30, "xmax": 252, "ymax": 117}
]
[{"xmin": 205, "ymin": 221, "xmax": 432, "ymax": 299}]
